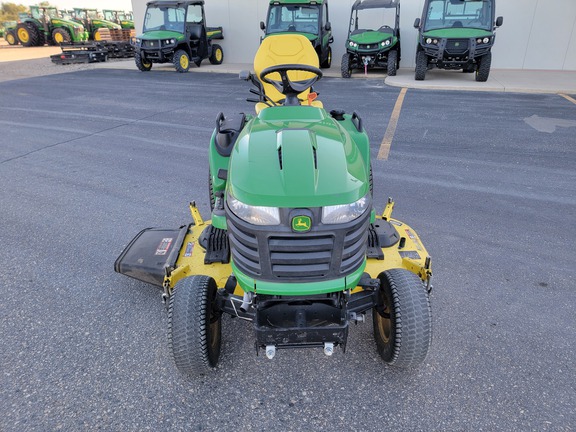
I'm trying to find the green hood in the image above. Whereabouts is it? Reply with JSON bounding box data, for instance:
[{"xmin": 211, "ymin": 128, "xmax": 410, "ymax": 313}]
[
  {"xmin": 349, "ymin": 30, "xmax": 393, "ymax": 44},
  {"xmin": 228, "ymin": 106, "xmax": 368, "ymax": 208},
  {"xmin": 423, "ymin": 28, "xmax": 493, "ymax": 38},
  {"xmin": 92, "ymin": 19, "xmax": 121, "ymax": 30},
  {"xmin": 139, "ymin": 30, "xmax": 184, "ymax": 40},
  {"xmin": 51, "ymin": 18, "xmax": 84, "ymax": 30}
]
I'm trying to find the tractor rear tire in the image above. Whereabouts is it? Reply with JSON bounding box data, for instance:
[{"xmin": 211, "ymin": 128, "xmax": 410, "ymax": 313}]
[
  {"xmin": 209, "ymin": 43, "xmax": 224, "ymax": 65},
  {"xmin": 341, "ymin": 53, "xmax": 352, "ymax": 78},
  {"xmin": 52, "ymin": 28, "xmax": 71, "ymax": 45},
  {"xmin": 475, "ymin": 52, "xmax": 492, "ymax": 82},
  {"xmin": 6, "ymin": 30, "xmax": 18, "ymax": 45},
  {"xmin": 387, "ymin": 49, "xmax": 398, "ymax": 76},
  {"xmin": 168, "ymin": 275, "xmax": 222, "ymax": 376},
  {"xmin": 173, "ymin": 49, "xmax": 190, "ymax": 73},
  {"xmin": 134, "ymin": 52, "xmax": 152, "ymax": 71},
  {"xmin": 321, "ymin": 46, "xmax": 332, "ymax": 69},
  {"xmin": 373, "ymin": 268, "xmax": 432, "ymax": 368},
  {"xmin": 415, "ymin": 50, "xmax": 428, "ymax": 81},
  {"xmin": 16, "ymin": 23, "xmax": 40, "ymax": 47}
]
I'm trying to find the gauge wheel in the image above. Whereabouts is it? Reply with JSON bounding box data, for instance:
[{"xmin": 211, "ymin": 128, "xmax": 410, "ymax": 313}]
[
  {"xmin": 168, "ymin": 275, "xmax": 222, "ymax": 376},
  {"xmin": 373, "ymin": 268, "xmax": 432, "ymax": 368}
]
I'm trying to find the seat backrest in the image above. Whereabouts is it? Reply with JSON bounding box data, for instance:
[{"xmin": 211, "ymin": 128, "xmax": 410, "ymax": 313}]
[{"xmin": 254, "ymin": 34, "xmax": 319, "ymax": 104}]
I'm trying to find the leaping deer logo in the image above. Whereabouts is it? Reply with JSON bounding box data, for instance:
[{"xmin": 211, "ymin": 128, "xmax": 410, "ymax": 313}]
[{"xmin": 292, "ymin": 216, "xmax": 311, "ymax": 232}]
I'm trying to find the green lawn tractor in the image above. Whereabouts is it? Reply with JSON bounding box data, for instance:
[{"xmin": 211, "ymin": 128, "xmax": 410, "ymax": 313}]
[
  {"xmin": 15, "ymin": 6, "xmax": 88, "ymax": 46},
  {"xmin": 103, "ymin": 10, "xmax": 135, "ymax": 29},
  {"xmin": 115, "ymin": 34, "xmax": 433, "ymax": 375},
  {"xmin": 71, "ymin": 8, "xmax": 122, "ymax": 41},
  {"xmin": 414, "ymin": 0, "xmax": 503, "ymax": 82},
  {"xmin": 132, "ymin": 0, "xmax": 224, "ymax": 73},
  {"xmin": 3, "ymin": 21, "xmax": 19, "ymax": 45},
  {"xmin": 260, "ymin": 0, "xmax": 333, "ymax": 68},
  {"xmin": 341, "ymin": 0, "xmax": 401, "ymax": 78}
]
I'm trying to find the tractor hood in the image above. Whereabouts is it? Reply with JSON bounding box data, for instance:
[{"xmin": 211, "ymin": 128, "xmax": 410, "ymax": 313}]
[
  {"xmin": 423, "ymin": 28, "xmax": 493, "ymax": 38},
  {"xmin": 51, "ymin": 18, "xmax": 84, "ymax": 30},
  {"xmin": 228, "ymin": 106, "xmax": 369, "ymax": 208},
  {"xmin": 92, "ymin": 19, "xmax": 121, "ymax": 29},
  {"xmin": 349, "ymin": 30, "xmax": 394, "ymax": 45},
  {"xmin": 138, "ymin": 30, "xmax": 184, "ymax": 40}
]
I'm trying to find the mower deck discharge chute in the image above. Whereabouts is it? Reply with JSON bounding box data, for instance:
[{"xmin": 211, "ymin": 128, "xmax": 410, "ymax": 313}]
[{"xmin": 115, "ymin": 34, "xmax": 433, "ymax": 376}]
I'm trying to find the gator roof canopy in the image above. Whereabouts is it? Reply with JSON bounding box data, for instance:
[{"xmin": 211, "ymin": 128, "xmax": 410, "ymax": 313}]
[
  {"xmin": 146, "ymin": 0, "xmax": 204, "ymax": 6},
  {"xmin": 352, "ymin": 0, "xmax": 398, "ymax": 10},
  {"xmin": 269, "ymin": 0, "xmax": 326, "ymax": 5}
]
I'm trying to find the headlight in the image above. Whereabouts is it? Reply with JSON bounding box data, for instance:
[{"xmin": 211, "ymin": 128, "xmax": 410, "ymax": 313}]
[
  {"xmin": 322, "ymin": 194, "xmax": 370, "ymax": 225},
  {"xmin": 483, "ymin": 37, "xmax": 490, "ymax": 44},
  {"xmin": 426, "ymin": 37, "xmax": 432, "ymax": 44},
  {"xmin": 170, "ymin": 38, "xmax": 175, "ymax": 44},
  {"xmin": 385, "ymin": 40, "xmax": 390, "ymax": 46},
  {"xmin": 228, "ymin": 193, "xmax": 280, "ymax": 226},
  {"xmin": 135, "ymin": 38, "xmax": 141, "ymax": 43}
]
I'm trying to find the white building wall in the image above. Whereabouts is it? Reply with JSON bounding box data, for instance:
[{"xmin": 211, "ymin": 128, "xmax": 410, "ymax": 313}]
[{"xmin": 132, "ymin": 0, "xmax": 576, "ymax": 71}]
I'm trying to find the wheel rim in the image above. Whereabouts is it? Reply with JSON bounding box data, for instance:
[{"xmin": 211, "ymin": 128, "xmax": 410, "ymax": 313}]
[
  {"xmin": 375, "ymin": 293, "xmax": 392, "ymax": 343},
  {"xmin": 215, "ymin": 48, "xmax": 223, "ymax": 62},
  {"xmin": 6, "ymin": 34, "xmax": 15, "ymax": 44},
  {"xmin": 18, "ymin": 28, "xmax": 29, "ymax": 43},
  {"xmin": 143, "ymin": 60, "xmax": 151, "ymax": 68},
  {"xmin": 94, "ymin": 31, "xmax": 101, "ymax": 41},
  {"xmin": 327, "ymin": 50, "xmax": 331, "ymax": 65},
  {"xmin": 180, "ymin": 54, "xmax": 189, "ymax": 69},
  {"xmin": 54, "ymin": 32, "xmax": 63, "ymax": 43}
]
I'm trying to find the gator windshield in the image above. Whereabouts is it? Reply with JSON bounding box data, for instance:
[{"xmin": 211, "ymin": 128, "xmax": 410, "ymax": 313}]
[
  {"xmin": 424, "ymin": 0, "xmax": 493, "ymax": 31},
  {"xmin": 267, "ymin": 5, "xmax": 320, "ymax": 35},
  {"xmin": 143, "ymin": 6, "xmax": 186, "ymax": 33}
]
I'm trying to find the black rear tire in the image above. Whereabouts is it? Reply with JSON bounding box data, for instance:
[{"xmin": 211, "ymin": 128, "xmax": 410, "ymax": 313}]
[
  {"xmin": 209, "ymin": 43, "xmax": 224, "ymax": 65},
  {"xmin": 415, "ymin": 50, "xmax": 427, "ymax": 81},
  {"xmin": 168, "ymin": 275, "xmax": 222, "ymax": 376},
  {"xmin": 387, "ymin": 49, "xmax": 398, "ymax": 76},
  {"xmin": 134, "ymin": 52, "xmax": 152, "ymax": 71},
  {"xmin": 321, "ymin": 46, "xmax": 332, "ymax": 69},
  {"xmin": 373, "ymin": 269, "xmax": 432, "ymax": 368},
  {"xmin": 475, "ymin": 52, "xmax": 492, "ymax": 82},
  {"xmin": 16, "ymin": 23, "xmax": 40, "ymax": 47},
  {"xmin": 341, "ymin": 53, "xmax": 352, "ymax": 78}
]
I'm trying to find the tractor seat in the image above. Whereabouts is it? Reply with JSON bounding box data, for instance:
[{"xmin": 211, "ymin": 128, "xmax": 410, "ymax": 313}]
[{"xmin": 253, "ymin": 34, "xmax": 323, "ymax": 114}]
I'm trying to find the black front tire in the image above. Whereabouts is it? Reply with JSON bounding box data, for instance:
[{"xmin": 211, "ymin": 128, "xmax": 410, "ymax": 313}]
[
  {"xmin": 475, "ymin": 52, "xmax": 492, "ymax": 82},
  {"xmin": 415, "ymin": 50, "xmax": 428, "ymax": 81},
  {"xmin": 173, "ymin": 49, "xmax": 190, "ymax": 73},
  {"xmin": 6, "ymin": 30, "xmax": 18, "ymax": 45},
  {"xmin": 168, "ymin": 275, "xmax": 222, "ymax": 376},
  {"xmin": 209, "ymin": 43, "xmax": 224, "ymax": 65},
  {"xmin": 387, "ymin": 49, "xmax": 398, "ymax": 76},
  {"xmin": 341, "ymin": 53, "xmax": 352, "ymax": 78},
  {"xmin": 134, "ymin": 52, "xmax": 152, "ymax": 71},
  {"xmin": 373, "ymin": 269, "xmax": 432, "ymax": 368},
  {"xmin": 321, "ymin": 46, "xmax": 332, "ymax": 69}
]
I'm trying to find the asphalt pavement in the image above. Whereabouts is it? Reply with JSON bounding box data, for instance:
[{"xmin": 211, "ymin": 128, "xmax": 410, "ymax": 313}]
[{"xmin": 0, "ymin": 66, "xmax": 575, "ymax": 431}]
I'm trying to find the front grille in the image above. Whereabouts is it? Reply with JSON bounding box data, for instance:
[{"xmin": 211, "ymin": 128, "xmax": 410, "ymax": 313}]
[
  {"xmin": 227, "ymin": 206, "xmax": 370, "ymax": 282},
  {"xmin": 445, "ymin": 39, "xmax": 469, "ymax": 55},
  {"xmin": 142, "ymin": 40, "xmax": 160, "ymax": 48}
]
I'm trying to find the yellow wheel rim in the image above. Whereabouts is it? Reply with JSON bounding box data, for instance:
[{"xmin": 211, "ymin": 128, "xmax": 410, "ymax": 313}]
[
  {"xmin": 54, "ymin": 33, "xmax": 63, "ymax": 44},
  {"xmin": 94, "ymin": 32, "xmax": 102, "ymax": 41},
  {"xmin": 18, "ymin": 28, "xmax": 29, "ymax": 43},
  {"xmin": 215, "ymin": 48, "xmax": 223, "ymax": 62},
  {"xmin": 180, "ymin": 55, "xmax": 189, "ymax": 69},
  {"xmin": 6, "ymin": 33, "xmax": 15, "ymax": 45}
]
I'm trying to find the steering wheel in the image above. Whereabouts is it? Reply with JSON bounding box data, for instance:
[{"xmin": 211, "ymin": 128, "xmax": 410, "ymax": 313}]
[{"xmin": 259, "ymin": 64, "xmax": 323, "ymax": 104}]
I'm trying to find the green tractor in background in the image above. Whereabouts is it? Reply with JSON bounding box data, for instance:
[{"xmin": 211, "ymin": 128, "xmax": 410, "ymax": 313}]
[
  {"xmin": 3, "ymin": 21, "xmax": 18, "ymax": 45},
  {"xmin": 15, "ymin": 6, "xmax": 88, "ymax": 46},
  {"xmin": 260, "ymin": 0, "xmax": 333, "ymax": 68},
  {"xmin": 341, "ymin": 0, "xmax": 401, "ymax": 78},
  {"xmin": 103, "ymin": 10, "xmax": 135, "ymax": 29},
  {"xmin": 132, "ymin": 0, "xmax": 224, "ymax": 73},
  {"xmin": 71, "ymin": 8, "xmax": 122, "ymax": 41},
  {"xmin": 414, "ymin": 0, "xmax": 503, "ymax": 82}
]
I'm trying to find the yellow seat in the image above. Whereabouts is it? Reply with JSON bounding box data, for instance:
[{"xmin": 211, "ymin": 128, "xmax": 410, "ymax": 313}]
[{"xmin": 253, "ymin": 34, "xmax": 323, "ymax": 113}]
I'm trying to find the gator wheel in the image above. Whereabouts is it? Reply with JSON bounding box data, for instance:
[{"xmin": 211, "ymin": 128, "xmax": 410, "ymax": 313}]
[
  {"xmin": 173, "ymin": 49, "xmax": 190, "ymax": 73},
  {"xmin": 16, "ymin": 23, "xmax": 39, "ymax": 47},
  {"xmin": 415, "ymin": 50, "xmax": 428, "ymax": 81},
  {"xmin": 6, "ymin": 30, "xmax": 18, "ymax": 45},
  {"xmin": 373, "ymin": 269, "xmax": 432, "ymax": 368},
  {"xmin": 168, "ymin": 275, "xmax": 222, "ymax": 376},
  {"xmin": 387, "ymin": 49, "xmax": 398, "ymax": 76},
  {"xmin": 52, "ymin": 28, "xmax": 71, "ymax": 45},
  {"xmin": 134, "ymin": 52, "xmax": 152, "ymax": 71},
  {"xmin": 341, "ymin": 53, "xmax": 352, "ymax": 78},
  {"xmin": 475, "ymin": 52, "xmax": 492, "ymax": 82},
  {"xmin": 209, "ymin": 44, "xmax": 223, "ymax": 65},
  {"xmin": 321, "ymin": 46, "xmax": 332, "ymax": 69}
]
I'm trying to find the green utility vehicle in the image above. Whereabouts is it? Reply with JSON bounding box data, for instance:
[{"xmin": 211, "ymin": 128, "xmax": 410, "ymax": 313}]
[
  {"xmin": 15, "ymin": 6, "xmax": 88, "ymax": 46},
  {"xmin": 72, "ymin": 8, "xmax": 122, "ymax": 41},
  {"xmin": 260, "ymin": 0, "xmax": 333, "ymax": 68},
  {"xmin": 3, "ymin": 21, "xmax": 18, "ymax": 45},
  {"xmin": 132, "ymin": 0, "xmax": 224, "ymax": 73},
  {"xmin": 103, "ymin": 10, "xmax": 135, "ymax": 29},
  {"xmin": 341, "ymin": 0, "xmax": 401, "ymax": 78},
  {"xmin": 115, "ymin": 34, "xmax": 433, "ymax": 375},
  {"xmin": 414, "ymin": 0, "xmax": 503, "ymax": 81}
]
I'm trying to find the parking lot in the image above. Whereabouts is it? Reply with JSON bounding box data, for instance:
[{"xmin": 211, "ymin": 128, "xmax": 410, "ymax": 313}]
[{"xmin": 1, "ymin": 65, "xmax": 575, "ymax": 431}]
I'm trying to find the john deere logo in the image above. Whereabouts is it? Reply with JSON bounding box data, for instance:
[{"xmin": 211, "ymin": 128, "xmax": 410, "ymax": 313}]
[
  {"xmin": 455, "ymin": 42, "xmax": 460, "ymax": 47},
  {"xmin": 292, "ymin": 216, "xmax": 311, "ymax": 233}
]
